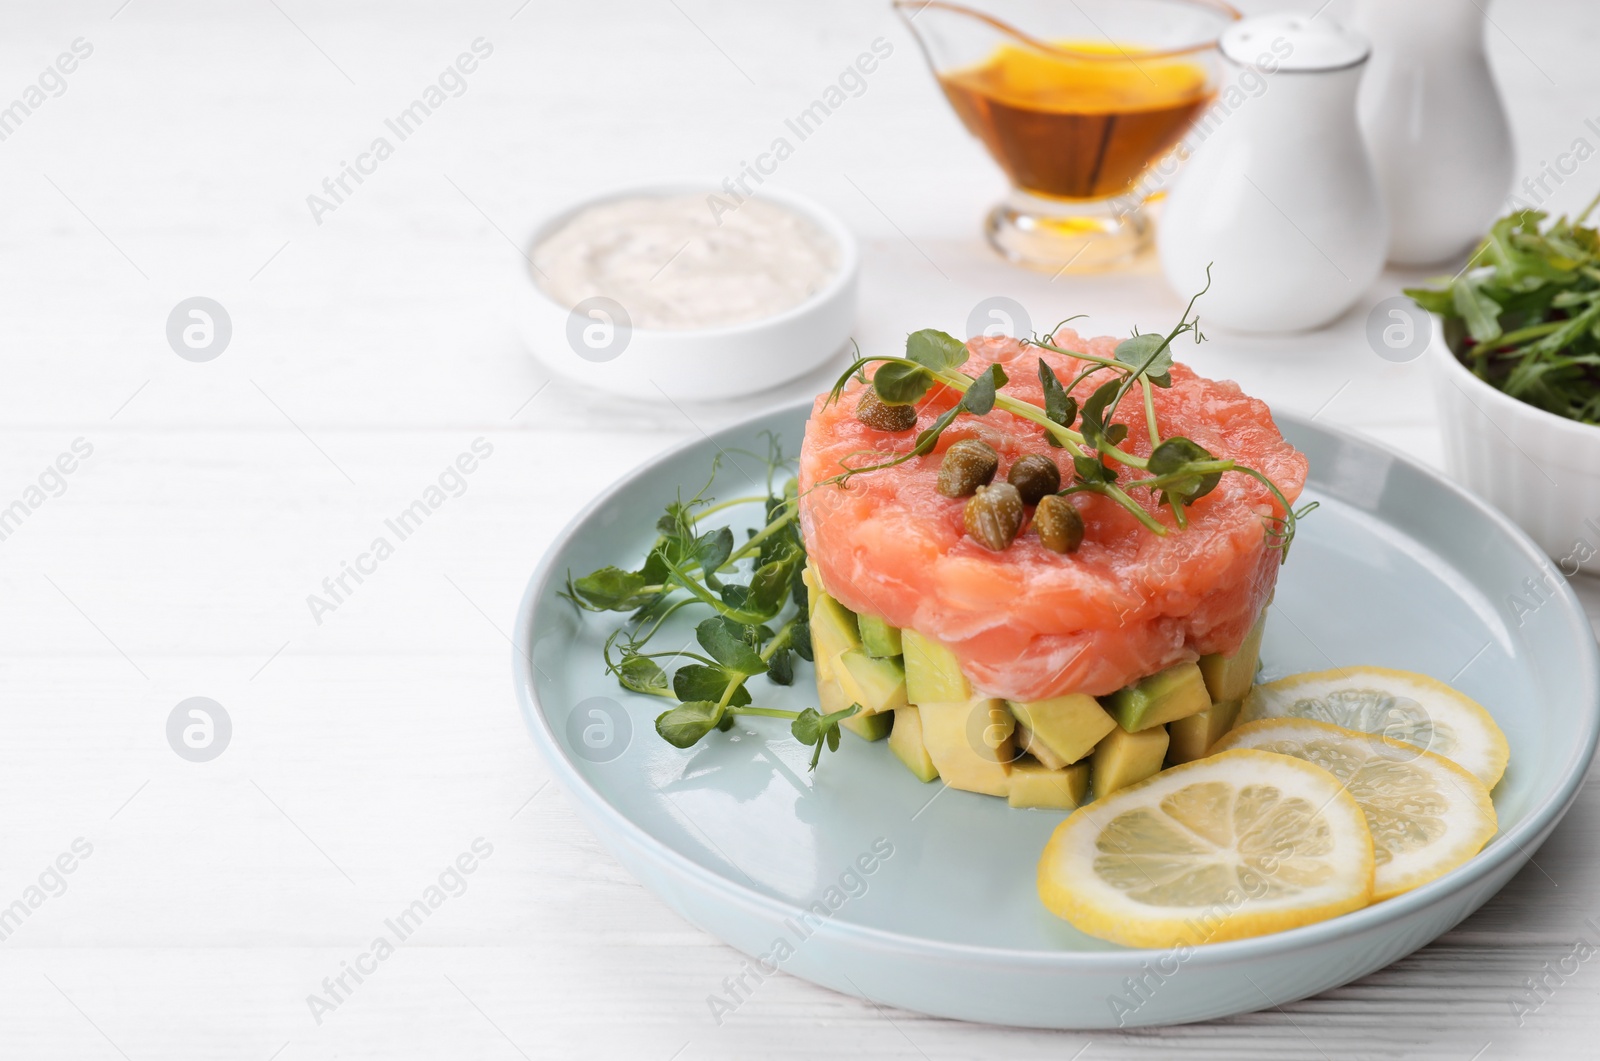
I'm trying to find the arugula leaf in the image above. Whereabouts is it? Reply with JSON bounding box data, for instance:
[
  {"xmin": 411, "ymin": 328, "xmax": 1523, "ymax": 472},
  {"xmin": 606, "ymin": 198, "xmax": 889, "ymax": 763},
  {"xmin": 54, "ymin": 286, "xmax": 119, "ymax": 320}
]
[
  {"xmin": 1409, "ymin": 199, "xmax": 1600, "ymax": 426},
  {"xmin": 1452, "ymin": 278, "xmax": 1504, "ymax": 344},
  {"xmin": 1403, "ymin": 285, "xmax": 1453, "ymax": 315}
]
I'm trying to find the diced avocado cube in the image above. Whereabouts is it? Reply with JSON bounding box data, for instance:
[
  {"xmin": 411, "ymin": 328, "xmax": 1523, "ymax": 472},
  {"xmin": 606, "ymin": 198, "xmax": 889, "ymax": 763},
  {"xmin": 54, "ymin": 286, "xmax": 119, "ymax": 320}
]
[
  {"xmin": 917, "ymin": 697, "xmax": 1014, "ymax": 797},
  {"xmin": 889, "ymin": 706, "xmax": 939, "ymax": 782},
  {"xmin": 902, "ymin": 629, "xmax": 972, "ymax": 704},
  {"xmin": 840, "ymin": 709, "xmax": 894, "ymax": 742},
  {"xmin": 802, "ymin": 559, "xmax": 828, "ymax": 599},
  {"xmin": 1008, "ymin": 759, "xmax": 1091, "ymax": 809},
  {"xmin": 810, "ymin": 591, "xmax": 861, "ymax": 674},
  {"xmin": 1007, "ymin": 693, "xmax": 1119, "ymax": 765},
  {"xmin": 1092, "ymin": 724, "xmax": 1169, "ymax": 798},
  {"xmin": 1198, "ymin": 610, "xmax": 1268, "ymax": 704},
  {"xmin": 818, "ymin": 672, "xmax": 847, "ymax": 713},
  {"xmin": 1166, "ymin": 699, "xmax": 1243, "ymax": 764},
  {"xmin": 1015, "ymin": 723, "xmax": 1068, "ymax": 770},
  {"xmin": 834, "ymin": 650, "xmax": 908, "ymax": 716},
  {"xmin": 856, "ymin": 613, "xmax": 903, "ymax": 659},
  {"xmin": 813, "ymin": 646, "xmax": 834, "ymax": 683},
  {"xmin": 817, "ymin": 671, "xmax": 893, "ymax": 741},
  {"xmin": 810, "ymin": 617, "xmax": 834, "ymax": 684},
  {"xmin": 1105, "ymin": 662, "xmax": 1211, "ymax": 733}
]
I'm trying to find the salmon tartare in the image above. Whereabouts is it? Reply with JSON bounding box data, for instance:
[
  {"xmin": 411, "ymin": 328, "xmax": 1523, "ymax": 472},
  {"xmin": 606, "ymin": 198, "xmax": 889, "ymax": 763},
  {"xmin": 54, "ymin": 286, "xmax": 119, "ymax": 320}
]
[
  {"xmin": 799, "ymin": 328, "xmax": 1307, "ymax": 701},
  {"xmin": 795, "ymin": 316, "xmax": 1310, "ymax": 803}
]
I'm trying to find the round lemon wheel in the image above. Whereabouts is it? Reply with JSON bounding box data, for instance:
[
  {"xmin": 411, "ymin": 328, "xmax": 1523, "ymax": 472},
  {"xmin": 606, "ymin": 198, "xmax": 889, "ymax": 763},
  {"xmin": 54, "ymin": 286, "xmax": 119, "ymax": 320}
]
[
  {"xmin": 1214, "ymin": 719, "xmax": 1498, "ymax": 901},
  {"xmin": 1038, "ymin": 749, "xmax": 1374, "ymax": 949},
  {"xmin": 1240, "ymin": 666, "xmax": 1509, "ymax": 789}
]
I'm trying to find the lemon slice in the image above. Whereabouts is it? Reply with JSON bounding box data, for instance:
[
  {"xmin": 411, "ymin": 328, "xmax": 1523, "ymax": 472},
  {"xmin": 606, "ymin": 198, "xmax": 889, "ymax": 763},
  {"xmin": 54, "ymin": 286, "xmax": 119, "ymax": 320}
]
[
  {"xmin": 1214, "ymin": 719, "xmax": 1498, "ymax": 901},
  {"xmin": 1038, "ymin": 749, "xmax": 1374, "ymax": 948},
  {"xmin": 1240, "ymin": 666, "xmax": 1508, "ymax": 789}
]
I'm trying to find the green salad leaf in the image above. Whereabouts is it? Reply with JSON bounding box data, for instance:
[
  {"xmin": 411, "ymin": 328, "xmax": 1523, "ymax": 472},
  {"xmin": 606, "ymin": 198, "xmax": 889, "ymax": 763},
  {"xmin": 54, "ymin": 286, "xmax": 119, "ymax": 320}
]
[{"xmin": 1407, "ymin": 200, "xmax": 1600, "ymax": 426}]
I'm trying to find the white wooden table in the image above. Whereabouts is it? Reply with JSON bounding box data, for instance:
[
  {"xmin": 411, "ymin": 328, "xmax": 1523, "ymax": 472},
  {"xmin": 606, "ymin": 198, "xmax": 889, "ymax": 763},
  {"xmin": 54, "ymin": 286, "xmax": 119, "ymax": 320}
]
[{"xmin": 3, "ymin": 0, "xmax": 1597, "ymax": 1056}]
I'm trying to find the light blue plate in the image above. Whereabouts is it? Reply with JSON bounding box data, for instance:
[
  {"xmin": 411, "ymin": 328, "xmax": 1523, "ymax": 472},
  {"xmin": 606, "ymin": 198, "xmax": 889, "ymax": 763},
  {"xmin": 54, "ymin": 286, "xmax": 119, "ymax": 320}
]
[{"xmin": 512, "ymin": 401, "xmax": 1600, "ymax": 1028}]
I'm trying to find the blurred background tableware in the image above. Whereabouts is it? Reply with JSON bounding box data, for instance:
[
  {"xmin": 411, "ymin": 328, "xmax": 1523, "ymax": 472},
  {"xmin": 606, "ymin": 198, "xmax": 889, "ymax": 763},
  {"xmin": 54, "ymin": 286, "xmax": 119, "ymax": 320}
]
[
  {"xmin": 1158, "ymin": 14, "xmax": 1387, "ymax": 332},
  {"xmin": 515, "ymin": 181, "xmax": 859, "ymax": 402},
  {"xmin": 1429, "ymin": 325, "xmax": 1600, "ymax": 575},
  {"xmin": 896, "ymin": 0, "xmax": 1239, "ymax": 273},
  {"xmin": 1355, "ymin": 0, "xmax": 1516, "ymax": 266}
]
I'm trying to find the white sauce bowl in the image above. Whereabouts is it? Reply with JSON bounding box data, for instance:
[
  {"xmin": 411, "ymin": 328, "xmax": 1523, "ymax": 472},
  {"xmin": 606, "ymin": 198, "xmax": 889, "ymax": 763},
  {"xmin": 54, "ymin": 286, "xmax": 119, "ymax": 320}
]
[
  {"xmin": 1429, "ymin": 325, "xmax": 1600, "ymax": 575},
  {"xmin": 515, "ymin": 182, "xmax": 859, "ymax": 402}
]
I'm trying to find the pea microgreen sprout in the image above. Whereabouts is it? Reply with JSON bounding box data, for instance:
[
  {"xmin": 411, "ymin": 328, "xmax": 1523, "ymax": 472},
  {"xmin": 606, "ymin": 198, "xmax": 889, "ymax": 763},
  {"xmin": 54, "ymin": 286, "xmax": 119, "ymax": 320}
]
[
  {"xmin": 820, "ymin": 274, "xmax": 1310, "ymax": 560},
  {"xmin": 565, "ymin": 441, "xmax": 858, "ymax": 771}
]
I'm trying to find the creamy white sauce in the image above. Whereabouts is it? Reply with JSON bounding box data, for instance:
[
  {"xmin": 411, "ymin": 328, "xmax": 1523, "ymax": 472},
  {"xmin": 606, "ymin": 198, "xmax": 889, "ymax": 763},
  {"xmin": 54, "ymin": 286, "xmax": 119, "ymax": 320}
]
[{"xmin": 532, "ymin": 194, "xmax": 840, "ymax": 331}]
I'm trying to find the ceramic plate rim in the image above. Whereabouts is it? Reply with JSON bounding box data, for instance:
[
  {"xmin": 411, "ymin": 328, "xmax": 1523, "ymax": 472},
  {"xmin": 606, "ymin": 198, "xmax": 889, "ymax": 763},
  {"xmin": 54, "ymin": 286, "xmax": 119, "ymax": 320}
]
[{"xmin": 511, "ymin": 398, "xmax": 1600, "ymax": 970}]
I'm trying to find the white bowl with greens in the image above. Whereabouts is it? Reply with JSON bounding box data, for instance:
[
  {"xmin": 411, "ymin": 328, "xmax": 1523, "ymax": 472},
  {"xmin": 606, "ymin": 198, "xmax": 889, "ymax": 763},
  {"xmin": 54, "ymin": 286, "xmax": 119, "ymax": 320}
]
[{"xmin": 1409, "ymin": 206, "xmax": 1600, "ymax": 576}]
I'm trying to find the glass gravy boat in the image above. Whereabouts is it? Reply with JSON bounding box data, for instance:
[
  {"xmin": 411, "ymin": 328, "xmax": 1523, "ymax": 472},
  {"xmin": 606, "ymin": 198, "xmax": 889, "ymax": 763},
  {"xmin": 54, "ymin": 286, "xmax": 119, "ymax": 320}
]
[{"xmin": 896, "ymin": 0, "xmax": 1239, "ymax": 272}]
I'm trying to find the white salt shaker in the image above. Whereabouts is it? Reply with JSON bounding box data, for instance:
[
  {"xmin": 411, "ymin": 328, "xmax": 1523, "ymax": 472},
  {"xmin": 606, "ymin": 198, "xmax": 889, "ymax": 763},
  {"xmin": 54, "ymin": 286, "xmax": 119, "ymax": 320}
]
[
  {"xmin": 1354, "ymin": 0, "xmax": 1515, "ymax": 266},
  {"xmin": 1159, "ymin": 16, "xmax": 1388, "ymax": 334}
]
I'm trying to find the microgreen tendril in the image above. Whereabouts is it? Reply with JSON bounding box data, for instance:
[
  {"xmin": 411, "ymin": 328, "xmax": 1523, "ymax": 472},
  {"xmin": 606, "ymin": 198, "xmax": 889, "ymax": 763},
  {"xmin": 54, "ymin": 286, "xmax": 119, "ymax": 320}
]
[
  {"xmin": 818, "ymin": 269, "xmax": 1309, "ymax": 561},
  {"xmin": 563, "ymin": 435, "xmax": 858, "ymax": 771}
]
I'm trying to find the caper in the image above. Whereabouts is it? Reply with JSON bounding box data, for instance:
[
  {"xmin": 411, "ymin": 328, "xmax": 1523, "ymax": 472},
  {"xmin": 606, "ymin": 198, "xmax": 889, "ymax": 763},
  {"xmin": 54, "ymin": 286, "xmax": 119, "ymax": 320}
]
[
  {"xmin": 856, "ymin": 391, "xmax": 918, "ymax": 432},
  {"xmin": 937, "ymin": 439, "xmax": 999, "ymax": 498},
  {"xmin": 1006, "ymin": 453, "xmax": 1062, "ymax": 505},
  {"xmin": 1035, "ymin": 494, "xmax": 1085, "ymax": 554},
  {"xmin": 964, "ymin": 482, "xmax": 1024, "ymax": 551}
]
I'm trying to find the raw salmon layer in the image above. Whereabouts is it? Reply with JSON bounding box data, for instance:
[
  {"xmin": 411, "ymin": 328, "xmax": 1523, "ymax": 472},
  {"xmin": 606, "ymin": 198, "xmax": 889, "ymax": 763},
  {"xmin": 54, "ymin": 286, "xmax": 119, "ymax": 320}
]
[{"xmin": 797, "ymin": 330, "xmax": 1308, "ymax": 701}]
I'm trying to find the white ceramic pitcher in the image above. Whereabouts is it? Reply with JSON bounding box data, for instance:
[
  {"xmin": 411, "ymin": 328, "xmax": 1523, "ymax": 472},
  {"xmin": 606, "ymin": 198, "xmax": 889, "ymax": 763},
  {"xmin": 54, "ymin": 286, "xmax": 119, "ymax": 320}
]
[
  {"xmin": 1355, "ymin": 0, "xmax": 1515, "ymax": 266},
  {"xmin": 1159, "ymin": 15, "xmax": 1388, "ymax": 333}
]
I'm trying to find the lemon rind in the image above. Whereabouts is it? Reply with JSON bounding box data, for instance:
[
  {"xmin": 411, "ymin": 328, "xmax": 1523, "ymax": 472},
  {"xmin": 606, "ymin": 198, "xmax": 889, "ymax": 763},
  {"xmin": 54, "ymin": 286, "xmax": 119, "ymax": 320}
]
[
  {"xmin": 1214, "ymin": 717, "xmax": 1498, "ymax": 902},
  {"xmin": 1038, "ymin": 749, "xmax": 1375, "ymax": 949},
  {"xmin": 1240, "ymin": 665, "xmax": 1509, "ymax": 789}
]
